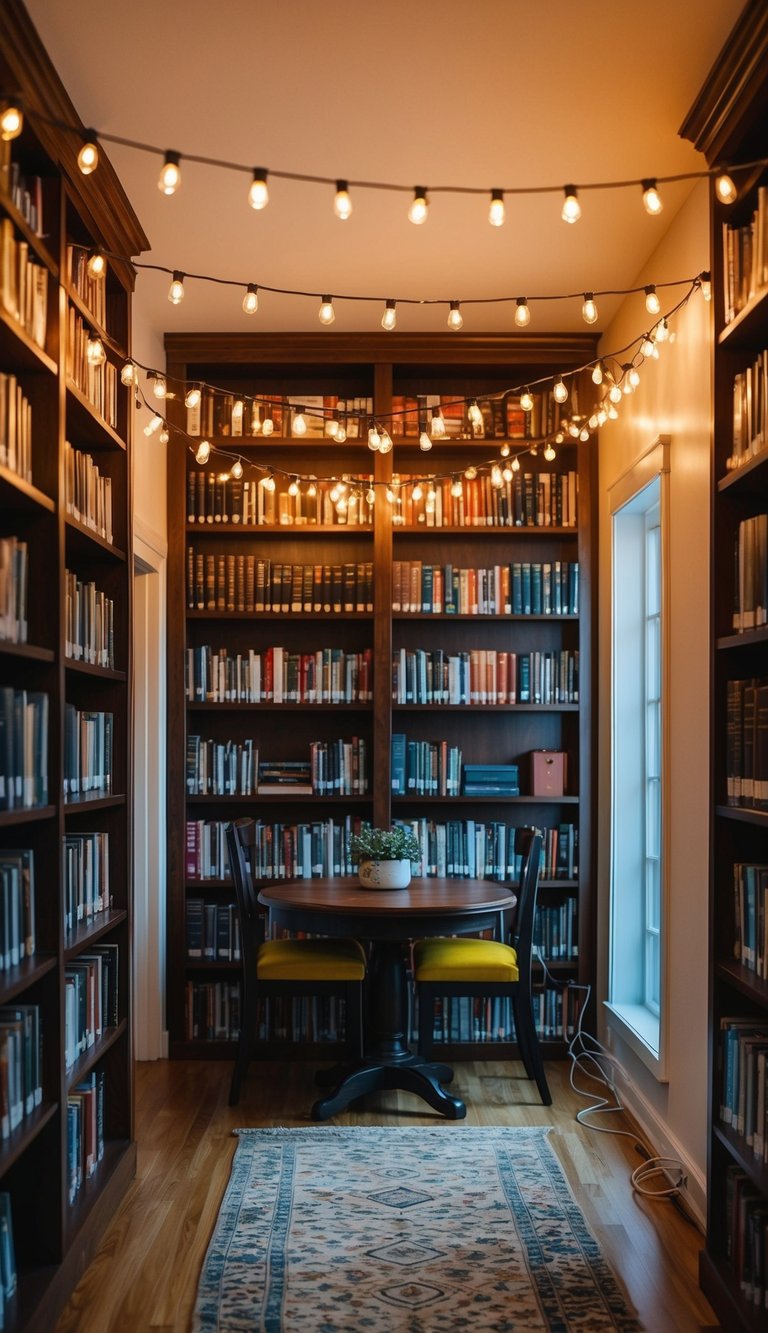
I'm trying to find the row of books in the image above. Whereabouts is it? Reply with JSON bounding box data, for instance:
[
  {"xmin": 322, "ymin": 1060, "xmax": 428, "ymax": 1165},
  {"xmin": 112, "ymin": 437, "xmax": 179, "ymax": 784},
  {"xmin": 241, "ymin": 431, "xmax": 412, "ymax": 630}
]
[
  {"xmin": 0, "ymin": 1003, "xmax": 42, "ymax": 1140},
  {"xmin": 187, "ymin": 740, "xmax": 371, "ymax": 797},
  {"xmin": 64, "ymin": 943, "xmax": 119, "ymax": 1071},
  {"xmin": 185, "ymin": 645, "xmax": 373, "ymax": 705},
  {"xmin": 1, "ymin": 141, "xmax": 45, "ymax": 236},
  {"xmin": 723, "ymin": 187, "xmax": 768, "ymax": 325},
  {"xmin": 64, "ymin": 570, "xmax": 115, "ymax": 668},
  {"xmin": 728, "ymin": 350, "xmax": 768, "ymax": 470},
  {"xmin": 187, "ymin": 471, "xmax": 373, "ymax": 528},
  {"xmin": 393, "ymin": 560, "xmax": 580, "ymax": 617},
  {"xmin": 390, "ymin": 736, "xmax": 464, "ymax": 796},
  {"xmin": 720, "ymin": 1018, "xmax": 768, "ymax": 1162},
  {"xmin": 184, "ymin": 979, "xmax": 241, "ymax": 1040},
  {"xmin": 391, "ymin": 648, "xmax": 579, "ymax": 706},
  {"xmin": 725, "ymin": 678, "xmax": 768, "ymax": 809},
  {"xmin": 0, "ymin": 1193, "xmax": 16, "ymax": 1316},
  {"xmin": 724, "ymin": 1164, "xmax": 768, "ymax": 1311},
  {"xmin": 420, "ymin": 984, "xmax": 585, "ymax": 1043},
  {"xmin": 0, "ymin": 537, "xmax": 27, "ymax": 644},
  {"xmin": 64, "ymin": 443, "xmax": 114, "ymax": 544},
  {"xmin": 66, "ymin": 244, "xmax": 107, "ymax": 330},
  {"xmin": 186, "ymin": 736, "xmax": 258, "ymax": 796},
  {"xmin": 187, "ymin": 550, "xmax": 374, "ymax": 614},
  {"xmin": 0, "ymin": 688, "xmax": 48, "ymax": 810},
  {"xmin": 186, "ymin": 900, "xmax": 242, "ymax": 961},
  {"xmin": 186, "ymin": 392, "xmax": 377, "ymax": 439},
  {"xmin": 0, "ymin": 849, "xmax": 35, "ymax": 971},
  {"xmin": 393, "ymin": 818, "xmax": 578, "ymax": 881},
  {"xmin": 185, "ymin": 816, "xmax": 371, "ymax": 881},
  {"xmin": 390, "ymin": 470, "xmax": 578, "ymax": 529},
  {"xmin": 63, "ymin": 706, "xmax": 113, "ymax": 798},
  {"xmin": 733, "ymin": 513, "xmax": 768, "ymax": 630},
  {"xmin": 65, "ymin": 307, "xmax": 118, "ymax": 429},
  {"xmin": 533, "ymin": 900, "xmax": 579, "ymax": 961},
  {"xmin": 0, "ymin": 372, "xmax": 32, "ymax": 481},
  {"xmin": 63, "ymin": 832, "xmax": 111, "ymax": 935},
  {"xmin": 733, "ymin": 861, "xmax": 768, "ymax": 981},
  {"xmin": 67, "ymin": 1069, "xmax": 105, "ymax": 1206},
  {"xmin": 390, "ymin": 391, "xmax": 564, "ymax": 442},
  {"xmin": 0, "ymin": 218, "xmax": 48, "ymax": 349}
]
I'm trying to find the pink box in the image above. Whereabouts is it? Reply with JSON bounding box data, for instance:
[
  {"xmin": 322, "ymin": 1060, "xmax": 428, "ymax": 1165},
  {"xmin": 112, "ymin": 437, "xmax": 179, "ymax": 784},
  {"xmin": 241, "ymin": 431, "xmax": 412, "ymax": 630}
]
[{"xmin": 530, "ymin": 750, "xmax": 566, "ymax": 796}]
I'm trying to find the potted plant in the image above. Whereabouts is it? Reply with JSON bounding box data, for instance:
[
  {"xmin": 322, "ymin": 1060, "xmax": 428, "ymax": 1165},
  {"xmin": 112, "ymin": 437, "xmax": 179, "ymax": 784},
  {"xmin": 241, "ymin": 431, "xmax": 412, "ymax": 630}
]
[{"xmin": 348, "ymin": 826, "xmax": 420, "ymax": 890}]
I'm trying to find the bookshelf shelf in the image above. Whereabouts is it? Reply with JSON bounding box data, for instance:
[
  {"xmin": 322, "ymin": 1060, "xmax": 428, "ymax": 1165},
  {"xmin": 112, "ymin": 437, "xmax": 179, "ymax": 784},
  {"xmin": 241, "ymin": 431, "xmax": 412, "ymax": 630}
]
[
  {"xmin": 64, "ymin": 660, "xmax": 127, "ymax": 682},
  {"xmin": 65, "ymin": 1019, "xmax": 128, "ymax": 1093},
  {"xmin": 0, "ymin": 955, "xmax": 57, "ymax": 1005},
  {"xmin": 63, "ymin": 792, "xmax": 126, "ymax": 812},
  {"xmin": 716, "ymin": 625, "xmax": 768, "ymax": 650},
  {"xmin": 64, "ymin": 514, "xmax": 126, "ymax": 562},
  {"xmin": 63, "ymin": 908, "xmax": 128, "ymax": 961},
  {"xmin": 0, "ymin": 1103, "xmax": 59, "ymax": 1179},
  {"xmin": 0, "ymin": 306, "xmax": 57, "ymax": 376},
  {"xmin": 717, "ymin": 284, "xmax": 768, "ymax": 348},
  {"xmin": 65, "ymin": 381, "xmax": 126, "ymax": 453},
  {"xmin": 0, "ymin": 642, "xmax": 55, "ymax": 663},
  {"xmin": 0, "ymin": 187, "xmax": 58, "ymax": 273},
  {"xmin": 717, "ymin": 449, "xmax": 768, "ymax": 493},
  {"xmin": 714, "ymin": 804, "xmax": 768, "ymax": 828},
  {"xmin": 0, "ymin": 806, "xmax": 57, "ymax": 827},
  {"xmin": 166, "ymin": 331, "xmax": 596, "ymax": 1069},
  {"xmin": 0, "ymin": 466, "xmax": 55, "ymax": 514},
  {"xmin": 63, "ymin": 284, "xmax": 126, "ymax": 358},
  {"xmin": 713, "ymin": 958, "xmax": 768, "ymax": 1005}
]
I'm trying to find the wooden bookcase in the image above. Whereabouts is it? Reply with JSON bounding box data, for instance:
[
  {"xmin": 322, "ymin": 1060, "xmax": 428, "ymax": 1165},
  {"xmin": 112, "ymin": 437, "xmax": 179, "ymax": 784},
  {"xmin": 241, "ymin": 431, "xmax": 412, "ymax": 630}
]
[
  {"xmin": 681, "ymin": 4, "xmax": 768, "ymax": 1327},
  {"xmin": 0, "ymin": 5, "xmax": 148, "ymax": 1329},
  {"xmin": 166, "ymin": 331, "xmax": 598, "ymax": 1064}
]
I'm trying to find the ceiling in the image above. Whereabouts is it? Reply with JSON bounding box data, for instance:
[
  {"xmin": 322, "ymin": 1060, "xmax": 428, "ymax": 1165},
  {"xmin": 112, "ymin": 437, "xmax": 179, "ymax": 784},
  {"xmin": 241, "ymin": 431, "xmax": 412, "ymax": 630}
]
[{"xmin": 26, "ymin": 0, "xmax": 745, "ymax": 340}]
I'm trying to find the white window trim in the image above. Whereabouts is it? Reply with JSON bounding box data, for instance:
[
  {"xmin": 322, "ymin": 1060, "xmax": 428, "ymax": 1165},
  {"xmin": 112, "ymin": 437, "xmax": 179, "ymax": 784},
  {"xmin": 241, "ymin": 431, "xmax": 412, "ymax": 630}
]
[{"xmin": 605, "ymin": 436, "xmax": 671, "ymax": 1082}]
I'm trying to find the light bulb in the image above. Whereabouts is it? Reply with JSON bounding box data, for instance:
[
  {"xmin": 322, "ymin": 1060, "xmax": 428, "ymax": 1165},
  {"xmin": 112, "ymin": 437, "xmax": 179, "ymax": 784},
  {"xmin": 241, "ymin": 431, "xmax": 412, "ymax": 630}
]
[
  {"xmin": 515, "ymin": 298, "xmax": 531, "ymax": 328},
  {"xmin": 336, "ymin": 423, "xmax": 347, "ymax": 443},
  {"xmin": 0, "ymin": 104, "xmax": 23, "ymax": 141},
  {"xmin": 293, "ymin": 408, "xmax": 307, "ymax": 435},
  {"xmin": 262, "ymin": 413, "xmax": 274, "ymax": 436},
  {"xmin": 329, "ymin": 484, "xmax": 341, "ymax": 504},
  {"xmin": 464, "ymin": 465, "xmax": 478, "ymax": 480},
  {"xmin": 447, "ymin": 301, "xmax": 463, "ymax": 331},
  {"xmin": 430, "ymin": 408, "xmax": 445, "ymax": 439},
  {"xmin": 544, "ymin": 444, "xmax": 556, "ymax": 461},
  {"xmin": 381, "ymin": 300, "xmax": 397, "ymax": 331},
  {"xmin": 159, "ymin": 425, "xmax": 170, "ymax": 445},
  {"xmin": 408, "ymin": 186, "xmax": 428, "ymax": 225},
  {"xmin": 582, "ymin": 293, "xmax": 598, "ymax": 324},
  {"xmin": 561, "ymin": 185, "xmax": 581, "ymax": 224},
  {"xmin": 644, "ymin": 285, "xmax": 661, "ymax": 315},
  {"xmin": 195, "ymin": 440, "xmax": 211, "ymax": 464},
  {"xmin": 158, "ymin": 151, "xmax": 181, "ymax": 195},
  {"xmin": 488, "ymin": 190, "xmax": 505, "ymax": 226},
  {"xmin": 608, "ymin": 403, "xmax": 619, "ymax": 420},
  {"xmin": 588, "ymin": 414, "xmax": 599, "ymax": 430},
  {"xmin": 318, "ymin": 296, "xmax": 335, "ymax": 326},
  {"xmin": 336, "ymin": 496, "xmax": 348, "ymax": 514},
  {"xmin": 367, "ymin": 421, "xmax": 381, "ymax": 451},
  {"xmin": 609, "ymin": 383, "xmax": 622, "ymax": 404},
  {"xmin": 641, "ymin": 336, "xmax": 655, "ymax": 357},
  {"xmin": 144, "ymin": 414, "xmax": 163, "ymax": 436},
  {"xmin": 248, "ymin": 168, "xmax": 269, "ymax": 210},
  {"xmin": 520, "ymin": 390, "xmax": 534, "ymax": 413},
  {"xmin": 366, "ymin": 488, "xmax": 376, "ymax": 505},
  {"xmin": 468, "ymin": 400, "xmax": 483, "ymax": 428},
  {"xmin": 325, "ymin": 416, "xmax": 339, "ymax": 438},
  {"xmin": 568, "ymin": 423, "xmax": 580, "ymax": 438},
  {"xmin": 655, "ymin": 318, "xmax": 669, "ymax": 343},
  {"xmin": 288, "ymin": 476, "xmax": 299, "ymax": 496},
  {"xmin": 591, "ymin": 363, "xmax": 603, "ymax": 385},
  {"xmin": 185, "ymin": 385, "xmax": 202, "ymax": 409},
  {"xmin": 450, "ymin": 477, "xmax": 463, "ymax": 498},
  {"xmin": 307, "ymin": 481, "xmax": 318, "ymax": 498},
  {"xmin": 262, "ymin": 472, "xmax": 276, "ymax": 493},
  {"xmin": 232, "ymin": 399, "xmax": 243, "ymax": 425},
  {"xmin": 715, "ymin": 173, "xmax": 737, "ymax": 205},
  {"xmin": 412, "ymin": 483, "xmax": 423, "ymax": 502},
  {"xmin": 77, "ymin": 136, "xmax": 99, "ymax": 175},
  {"xmin": 597, "ymin": 409, "xmax": 608, "ymax": 426},
  {"xmin": 86, "ymin": 250, "xmax": 106, "ymax": 280},
  {"xmin": 490, "ymin": 465, "xmax": 503, "ymax": 488},
  {"xmin": 333, "ymin": 179, "xmax": 352, "ymax": 220},
  {"xmin": 168, "ymin": 271, "xmax": 185, "ymax": 305},
  {"xmin": 151, "ymin": 374, "xmax": 167, "ymax": 400},
  {"xmin": 579, "ymin": 427, "xmax": 590, "ymax": 442},
  {"xmin": 378, "ymin": 429, "xmax": 393, "ymax": 454},
  {"xmin": 502, "ymin": 464, "xmax": 513, "ymax": 482},
  {"xmin": 120, "ymin": 360, "xmax": 135, "ymax": 387},
  {"xmin": 419, "ymin": 431, "xmax": 433, "ymax": 451},
  {"xmin": 86, "ymin": 332, "xmax": 106, "ymax": 367},
  {"xmin": 553, "ymin": 378, "xmax": 569, "ymax": 404},
  {"xmin": 700, "ymin": 273, "xmax": 712, "ymax": 302},
  {"xmin": 242, "ymin": 283, "xmax": 259, "ymax": 314},
  {"xmin": 629, "ymin": 367, "xmax": 641, "ymax": 388},
  {"xmin": 511, "ymin": 456, "xmax": 520, "ymax": 472},
  {"xmin": 231, "ymin": 459, "xmax": 243, "ymax": 480},
  {"xmin": 500, "ymin": 442, "xmax": 510, "ymax": 457},
  {"xmin": 641, "ymin": 179, "xmax": 663, "ymax": 215}
]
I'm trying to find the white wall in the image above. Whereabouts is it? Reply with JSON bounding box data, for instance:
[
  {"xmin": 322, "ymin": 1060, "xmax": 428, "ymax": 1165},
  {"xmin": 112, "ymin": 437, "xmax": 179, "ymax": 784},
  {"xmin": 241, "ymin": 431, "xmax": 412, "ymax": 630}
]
[{"xmin": 597, "ymin": 181, "xmax": 711, "ymax": 1221}]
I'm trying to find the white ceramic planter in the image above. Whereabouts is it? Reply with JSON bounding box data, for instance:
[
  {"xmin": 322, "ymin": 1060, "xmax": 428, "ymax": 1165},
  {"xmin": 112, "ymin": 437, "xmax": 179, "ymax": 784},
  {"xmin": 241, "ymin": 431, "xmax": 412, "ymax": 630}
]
[{"xmin": 357, "ymin": 858, "xmax": 412, "ymax": 890}]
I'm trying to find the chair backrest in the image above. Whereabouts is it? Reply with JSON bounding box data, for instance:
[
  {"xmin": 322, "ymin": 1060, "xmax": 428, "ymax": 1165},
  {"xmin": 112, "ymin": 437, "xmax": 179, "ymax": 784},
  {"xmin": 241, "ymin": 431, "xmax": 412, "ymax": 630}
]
[
  {"xmin": 226, "ymin": 819, "xmax": 264, "ymax": 974},
  {"xmin": 510, "ymin": 826, "xmax": 544, "ymax": 986}
]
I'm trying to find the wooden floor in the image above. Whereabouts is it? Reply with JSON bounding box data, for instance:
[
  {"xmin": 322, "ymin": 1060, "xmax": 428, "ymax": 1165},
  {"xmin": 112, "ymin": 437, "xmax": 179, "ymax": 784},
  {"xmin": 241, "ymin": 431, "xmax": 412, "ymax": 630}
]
[{"xmin": 55, "ymin": 1058, "xmax": 719, "ymax": 1332}]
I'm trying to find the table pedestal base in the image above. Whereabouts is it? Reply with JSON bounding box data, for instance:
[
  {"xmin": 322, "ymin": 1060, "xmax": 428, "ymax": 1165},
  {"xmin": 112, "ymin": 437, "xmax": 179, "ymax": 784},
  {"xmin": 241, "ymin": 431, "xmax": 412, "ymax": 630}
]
[{"xmin": 311, "ymin": 1055, "xmax": 466, "ymax": 1120}]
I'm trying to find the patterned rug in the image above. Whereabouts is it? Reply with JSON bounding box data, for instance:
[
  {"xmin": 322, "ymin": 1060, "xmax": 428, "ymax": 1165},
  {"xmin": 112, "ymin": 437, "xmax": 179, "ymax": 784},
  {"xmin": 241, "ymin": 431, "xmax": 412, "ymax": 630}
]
[{"xmin": 193, "ymin": 1126, "xmax": 643, "ymax": 1332}]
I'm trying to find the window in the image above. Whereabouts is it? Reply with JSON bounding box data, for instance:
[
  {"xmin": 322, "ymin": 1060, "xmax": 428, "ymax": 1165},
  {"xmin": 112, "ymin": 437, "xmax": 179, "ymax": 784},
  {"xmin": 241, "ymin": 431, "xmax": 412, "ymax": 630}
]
[{"xmin": 606, "ymin": 439, "xmax": 669, "ymax": 1078}]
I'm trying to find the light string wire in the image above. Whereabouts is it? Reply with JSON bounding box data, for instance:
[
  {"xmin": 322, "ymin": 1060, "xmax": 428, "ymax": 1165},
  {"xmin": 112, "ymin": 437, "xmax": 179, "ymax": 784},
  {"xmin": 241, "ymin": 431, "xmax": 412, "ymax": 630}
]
[
  {"xmin": 135, "ymin": 278, "xmax": 701, "ymax": 494},
  {"xmin": 13, "ymin": 100, "xmax": 768, "ymax": 207}
]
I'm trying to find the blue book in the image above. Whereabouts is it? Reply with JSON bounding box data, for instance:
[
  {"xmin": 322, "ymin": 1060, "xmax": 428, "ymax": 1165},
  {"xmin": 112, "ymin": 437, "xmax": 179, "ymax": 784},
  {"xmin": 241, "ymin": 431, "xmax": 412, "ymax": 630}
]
[
  {"xmin": 521, "ymin": 564, "xmax": 532, "ymax": 615},
  {"xmin": 511, "ymin": 563, "xmax": 523, "ymax": 615},
  {"xmin": 391, "ymin": 733, "xmax": 406, "ymax": 794}
]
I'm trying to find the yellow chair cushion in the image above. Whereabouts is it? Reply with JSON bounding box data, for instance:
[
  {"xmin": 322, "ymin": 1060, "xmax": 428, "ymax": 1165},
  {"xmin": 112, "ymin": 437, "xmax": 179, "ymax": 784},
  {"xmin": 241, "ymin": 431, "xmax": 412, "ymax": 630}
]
[
  {"xmin": 257, "ymin": 937, "xmax": 366, "ymax": 982},
  {"xmin": 414, "ymin": 937, "xmax": 519, "ymax": 984}
]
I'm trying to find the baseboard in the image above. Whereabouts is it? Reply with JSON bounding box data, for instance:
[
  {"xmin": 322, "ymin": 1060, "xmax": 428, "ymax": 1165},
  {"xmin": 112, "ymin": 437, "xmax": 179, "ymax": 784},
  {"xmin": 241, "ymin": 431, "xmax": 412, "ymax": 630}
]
[{"xmin": 609, "ymin": 1079, "xmax": 706, "ymax": 1230}]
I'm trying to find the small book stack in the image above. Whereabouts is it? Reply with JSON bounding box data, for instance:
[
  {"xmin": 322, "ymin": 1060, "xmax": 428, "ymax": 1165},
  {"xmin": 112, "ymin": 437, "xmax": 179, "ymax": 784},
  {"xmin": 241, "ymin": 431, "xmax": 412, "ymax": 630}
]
[
  {"xmin": 258, "ymin": 760, "xmax": 313, "ymax": 795},
  {"xmin": 461, "ymin": 764, "xmax": 520, "ymax": 797}
]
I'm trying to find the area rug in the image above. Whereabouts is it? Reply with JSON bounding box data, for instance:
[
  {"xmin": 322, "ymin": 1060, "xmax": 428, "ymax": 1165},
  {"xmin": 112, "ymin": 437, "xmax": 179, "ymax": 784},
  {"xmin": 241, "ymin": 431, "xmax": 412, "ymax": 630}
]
[{"xmin": 192, "ymin": 1126, "xmax": 643, "ymax": 1332}]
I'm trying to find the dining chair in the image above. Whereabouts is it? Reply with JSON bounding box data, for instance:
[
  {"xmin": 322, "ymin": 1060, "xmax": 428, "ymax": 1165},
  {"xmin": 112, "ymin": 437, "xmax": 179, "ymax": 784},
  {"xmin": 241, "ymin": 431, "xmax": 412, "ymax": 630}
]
[
  {"xmin": 413, "ymin": 826, "xmax": 551, "ymax": 1105},
  {"xmin": 226, "ymin": 818, "xmax": 366, "ymax": 1105}
]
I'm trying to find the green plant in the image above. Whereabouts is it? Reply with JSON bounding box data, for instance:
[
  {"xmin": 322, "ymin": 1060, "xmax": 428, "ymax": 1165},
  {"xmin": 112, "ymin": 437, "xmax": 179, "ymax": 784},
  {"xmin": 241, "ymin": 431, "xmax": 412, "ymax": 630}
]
[{"xmin": 348, "ymin": 825, "xmax": 420, "ymax": 863}]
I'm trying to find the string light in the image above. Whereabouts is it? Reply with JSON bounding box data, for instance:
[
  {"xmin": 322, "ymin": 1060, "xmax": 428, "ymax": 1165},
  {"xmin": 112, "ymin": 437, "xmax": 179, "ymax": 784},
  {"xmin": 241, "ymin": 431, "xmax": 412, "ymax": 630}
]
[
  {"xmin": 293, "ymin": 407, "xmax": 308, "ymax": 435},
  {"xmin": 120, "ymin": 360, "xmax": 136, "ymax": 387},
  {"xmin": 464, "ymin": 465, "xmax": 478, "ymax": 480},
  {"xmin": 262, "ymin": 471, "xmax": 276, "ymax": 492},
  {"xmin": 609, "ymin": 383, "xmax": 622, "ymax": 404},
  {"xmin": 77, "ymin": 133, "xmax": 99, "ymax": 175},
  {"xmin": 150, "ymin": 373, "xmax": 167, "ymax": 399},
  {"xmin": 591, "ymin": 362, "xmax": 604, "ymax": 385},
  {"xmin": 511, "ymin": 456, "xmax": 520, "ymax": 472},
  {"xmin": 318, "ymin": 295, "xmax": 335, "ymax": 326},
  {"xmin": 159, "ymin": 424, "xmax": 170, "ymax": 445},
  {"xmin": 582, "ymin": 293, "xmax": 598, "ymax": 324},
  {"xmin": 544, "ymin": 444, "xmax": 557, "ymax": 461},
  {"xmin": 641, "ymin": 179, "xmax": 663, "ymax": 215},
  {"xmin": 367, "ymin": 421, "xmax": 381, "ymax": 451},
  {"xmin": 248, "ymin": 168, "xmax": 269, "ymax": 210},
  {"xmin": 0, "ymin": 103, "xmax": 22, "ymax": 140},
  {"xmin": 579, "ymin": 427, "xmax": 590, "ymax": 442},
  {"xmin": 144, "ymin": 413, "xmax": 163, "ymax": 437},
  {"xmin": 242, "ymin": 283, "xmax": 259, "ymax": 314},
  {"xmin": 86, "ymin": 331, "xmax": 106, "ymax": 367},
  {"xmin": 287, "ymin": 476, "xmax": 300, "ymax": 496},
  {"xmin": 450, "ymin": 475, "xmax": 463, "ymax": 498},
  {"xmin": 500, "ymin": 442, "xmax": 510, "ymax": 458},
  {"xmin": 419, "ymin": 431, "xmax": 433, "ymax": 452},
  {"xmin": 515, "ymin": 298, "xmax": 531, "ymax": 328},
  {"xmin": 86, "ymin": 250, "xmax": 106, "ymax": 280},
  {"xmin": 366, "ymin": 487, "xmax": 376, "ymax": 505},
  {"xmin": 408, "ymin": 186, "xmax": 428, "ymax": 225},
  {"xmin": 715, "ymin": 173, "xmax": 737, "ymax": 205},
  {"xmin": 700, "ymin": 272, "xmax": 712, "ymax": 302},
  {"xmin": 168, "ymin": 271, "xmax": 185, "ymax": 304},
  {"xmin": 561, "ymin": 186, "xmax": 581, "ymax": 224},
  {"xmin": 553, "ymin": 378, "xmax": 569, "ymax": 404},
  {"xmin": 158, "ymin": 151, "xmax": 181, "ymax": 195},
  {"xmin": 378, "ymin": 428, "xmax": 393, "ymax": 454},
  {"xmin": 628, "ymin": 367, "xmax": 641, "ymax": 389},
  {"xmin": 447, "ymin": 301, "xmax": 463, "ymax": 331},
  {"xmin": 467, "ymin": 400, "xmax": 483, "ymax": 430},
  {"xmin": 520, "ymin": 390, "xmax": 534, "ymax": 413},
  {"xmin": 430, "ymin": 407, "xmax": 446, "ymax": 439},
  {"xmin": 194, "ymin": 440, "xmax": 211, "ymax": 464},
  {"xmin": 488, "ymin": 190, "xmax": 505, "ymax": 226},
  {"xmin": 381, "ymin": 300, "xmax": 397, "ymax": 331},
  {"xmin": 262, "ymin": 409, "xmax": 274, "ymax": 436},
  {"xmin": 333, "ymin": 180, "xmax": 352, "ymax": 220},
  {"xmin": 412, "ymin": 483, "xmax": 423, "ymax": 502},
  {"xmin": 307, "ymin": 480, "xmax": 317, "ymax": 498},
  {"xmin": 231, "ymin": 458, "xmax": 244, "ymax": 480},
  {"xmin": 655, "ymin": 318, "xmax": 669, "ymax": 342},
  {"xmin": 185, "ymin": 385, "xmax": 202, "ymax": 409},
  {"xmin": 644, "ymin": 285, "xmax": 661, "ymax": 315}
]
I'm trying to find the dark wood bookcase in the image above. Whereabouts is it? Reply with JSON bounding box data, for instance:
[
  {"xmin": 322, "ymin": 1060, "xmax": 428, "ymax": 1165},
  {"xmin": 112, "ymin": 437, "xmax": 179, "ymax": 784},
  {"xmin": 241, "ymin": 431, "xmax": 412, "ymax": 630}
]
[
  {"xmin": 166, "ymin": 331, "xmax": 598, "ymax": 1065},
  {"xmin": 681, "ymin": 4, "xmax": 768, "ymax": 1327},
  {"xmin": 0, "ymin": 4, "xmax": 148, "ymax": 1329}
]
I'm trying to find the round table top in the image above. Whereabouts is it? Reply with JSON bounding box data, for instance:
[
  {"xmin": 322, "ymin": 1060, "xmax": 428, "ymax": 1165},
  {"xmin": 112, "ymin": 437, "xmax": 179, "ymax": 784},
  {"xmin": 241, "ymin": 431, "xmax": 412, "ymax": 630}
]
[{"xmin": 258, "ymin": 877, "xmax": 516, "ymax": 918}]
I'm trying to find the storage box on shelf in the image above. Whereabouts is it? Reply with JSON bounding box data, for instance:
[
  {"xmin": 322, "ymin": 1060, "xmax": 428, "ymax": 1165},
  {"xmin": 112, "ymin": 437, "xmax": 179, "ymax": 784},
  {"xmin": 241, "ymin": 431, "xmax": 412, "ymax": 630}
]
[{"xmin": 166, "ymin": 333, "xmax": 597, "ymax": 1064}]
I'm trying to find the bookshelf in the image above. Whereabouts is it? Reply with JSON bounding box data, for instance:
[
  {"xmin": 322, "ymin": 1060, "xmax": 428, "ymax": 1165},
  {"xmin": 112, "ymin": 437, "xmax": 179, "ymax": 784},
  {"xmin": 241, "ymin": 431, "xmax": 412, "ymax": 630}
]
[
  {"xmin": 166, "ymin": 331, "xmax": 597, "ymax": 1063},
  {"xmin": 681, "ymin": 4, "xmax": 768, "ymax": 1326},
  {"xmin": 0, "ymin": 3, "xmax": 148, "ymax": 1329}
]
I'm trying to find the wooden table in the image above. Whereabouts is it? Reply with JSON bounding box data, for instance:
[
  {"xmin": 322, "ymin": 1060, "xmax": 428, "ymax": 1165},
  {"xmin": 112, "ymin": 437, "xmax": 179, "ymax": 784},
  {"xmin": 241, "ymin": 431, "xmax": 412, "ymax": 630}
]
[{"xmin": 258, "ymin": 877, "xmax": 516, "ymax": 1120}]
